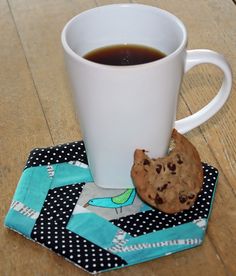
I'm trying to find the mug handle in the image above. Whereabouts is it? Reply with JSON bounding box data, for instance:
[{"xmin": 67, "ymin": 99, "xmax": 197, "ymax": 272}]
[{"xmin": 175, "ymin": 49, "xmax": 232, "ymax": 134}]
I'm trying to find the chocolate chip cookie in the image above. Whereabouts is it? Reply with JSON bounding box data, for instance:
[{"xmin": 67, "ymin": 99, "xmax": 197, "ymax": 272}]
[{"xmin": 131, "ymin": 129, "xmax": 203, "ymax": 214}]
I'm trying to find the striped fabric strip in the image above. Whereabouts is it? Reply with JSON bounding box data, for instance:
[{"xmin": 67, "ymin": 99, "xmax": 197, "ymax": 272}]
[
  {"xmin": 108, "ymin": 238, "xmax": 202, "ymax": 253},
  {"xmin": 10, "ymin": 200, "xmax": 40, "ymax": 220}
]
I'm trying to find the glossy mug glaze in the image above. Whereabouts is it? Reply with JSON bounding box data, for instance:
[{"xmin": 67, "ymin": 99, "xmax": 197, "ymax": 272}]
[{"xmin": 61, "ymin": 4, "xmax": 232, "ymax": 188}]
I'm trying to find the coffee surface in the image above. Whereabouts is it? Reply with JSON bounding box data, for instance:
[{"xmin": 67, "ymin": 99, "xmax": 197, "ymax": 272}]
[{"xmin": 83, "ymin": 44, "xmax": 166, "ymax": 66}]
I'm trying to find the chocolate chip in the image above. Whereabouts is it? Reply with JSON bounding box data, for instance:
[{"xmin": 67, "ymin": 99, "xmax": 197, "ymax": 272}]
[
  {"xmin": 157, "ymin": 183, "xmax": 169, "ymax": 192},
  {"xmin": 143, "ymin": 159, "xmax": 150, "ymax": 166},
  {"xmin": 156, "ymin": 164, "xmax": 162, "ymax": 174},
  {"xmin": 155, "ymin": 193, "xmax": 164, "ymax": 204},
  {"xmin": 179, "ymin": 194, "xmax": 187, "ymax": 203},
  {"xmin": 167, "ymin": 162, "xmax": 176, "ymax": 171},
  {"xmin": 188, "ymin": 194, "xmax": 195, "ymax": 199},
  {"xmin": 162, "ymin": 183, "xmax": 168, "ymax": 190},
  {"xmin": 176, "ymin": 154, "xmax": 183, "ymax": 164},
  {"xmin": 148, "ymin": 194, "xmax": 154, "ymax": 200}
]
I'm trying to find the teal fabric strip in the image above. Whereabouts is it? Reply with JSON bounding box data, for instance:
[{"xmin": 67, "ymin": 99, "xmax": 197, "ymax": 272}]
[
  {"xmin": 9, "ymin": 166, "xmax": 52, "ymax": 212},
  {"xmin": 111, "ymin": 220, "xmax": 205, "ymax": 264},
  {"xmin": 51, "ymin": 163, "xmax": 93, "ymax": 188},
  {"xmin": 5, "ymin": 209, "xmax": 38, "ymax": 237},
  {"xmin": 67, "ymin": 207, "xmax": 205, "ymax": 266},
  {"xmin": 4, "ymin": 162, "xmax": 93, "ymax": 237},
  {"xmin": 67, "ymin": 212, "xmax": 131, "ymax": 249},
  {"xmin": 4, "ymin": 166, "xmax": 52, "ymax": 237}
]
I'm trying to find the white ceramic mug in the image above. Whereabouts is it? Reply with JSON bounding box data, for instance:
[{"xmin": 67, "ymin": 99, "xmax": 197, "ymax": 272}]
[{"xmin": 61, "ymin": 4, "xmax": 232, "ymax": 189}]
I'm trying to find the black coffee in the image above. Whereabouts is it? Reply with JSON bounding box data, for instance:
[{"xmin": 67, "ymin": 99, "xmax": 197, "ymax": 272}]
[{"xmin": 83, "ymin": 44, "xmax": 166, "ymax": 66}]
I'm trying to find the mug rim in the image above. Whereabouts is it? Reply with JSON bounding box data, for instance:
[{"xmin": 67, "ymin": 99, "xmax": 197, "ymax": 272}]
[{"xmin": 61, "ymin": 3, "xmax": 188, "ymax": 70}]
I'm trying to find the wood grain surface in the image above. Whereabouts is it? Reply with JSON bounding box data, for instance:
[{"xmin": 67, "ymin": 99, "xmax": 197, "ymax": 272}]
[{"xmin": 0, "ymin": 0, "xmax": 235, "ymax": 275}]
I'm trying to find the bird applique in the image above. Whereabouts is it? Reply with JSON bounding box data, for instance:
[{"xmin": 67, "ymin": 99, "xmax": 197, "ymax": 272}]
[{"xmin": 83, "ymin": 188, "xmax": 136, "ymax": 214}]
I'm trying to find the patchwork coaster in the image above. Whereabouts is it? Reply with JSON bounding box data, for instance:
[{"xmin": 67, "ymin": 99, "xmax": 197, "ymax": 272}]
[{"xmin": 4, "ymin": 141, "xmax": 218, "ymax": 274}]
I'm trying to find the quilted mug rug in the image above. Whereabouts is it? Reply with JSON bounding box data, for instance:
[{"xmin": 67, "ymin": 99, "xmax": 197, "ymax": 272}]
[{"xmin": 4, "ymin": 141, "xmax": 218, "ymax": 274}]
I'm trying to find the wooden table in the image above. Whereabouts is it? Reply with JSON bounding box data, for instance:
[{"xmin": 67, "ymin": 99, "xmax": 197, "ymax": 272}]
[{"xmin": 1, "ymin": 0, "xmax": 235, "ymax": 275}]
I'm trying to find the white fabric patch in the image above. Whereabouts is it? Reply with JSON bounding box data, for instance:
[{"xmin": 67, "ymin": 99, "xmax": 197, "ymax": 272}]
[{"xmin": 11, "ymin": 200, "xmax": 39, "ymax": 219}]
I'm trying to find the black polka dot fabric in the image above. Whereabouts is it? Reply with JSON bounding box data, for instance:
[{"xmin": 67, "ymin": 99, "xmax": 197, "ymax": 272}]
[
  {"xmin": 31, "ymin": 183, "xmax": 126, "ymax": 273},
  {"xmin": 110, "ymin": 163, "xmax": 218, "ymax": 237},
  {"xmin": 25, "ymin": 141, "xmax": 88, "ymax": 169}
]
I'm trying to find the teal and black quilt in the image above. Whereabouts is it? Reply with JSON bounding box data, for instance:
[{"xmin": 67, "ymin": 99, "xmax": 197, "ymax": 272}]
[{"xmin": 4, "ymin": 141, "xmax": 218, "ymax": 274}]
